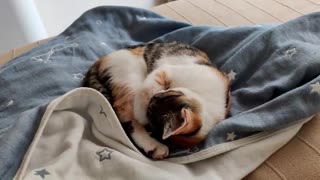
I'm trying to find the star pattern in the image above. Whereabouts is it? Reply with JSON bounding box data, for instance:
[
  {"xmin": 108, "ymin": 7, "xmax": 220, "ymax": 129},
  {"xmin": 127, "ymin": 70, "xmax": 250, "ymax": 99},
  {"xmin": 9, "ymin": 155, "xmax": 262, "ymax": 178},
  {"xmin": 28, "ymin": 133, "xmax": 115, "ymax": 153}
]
[
  {"xmin": 96, "ymin": 148, "xmax": 113, "ymax": 161},
  {"xmin": 72, "ymin": 73, "xmax": 85, "ymax": 80},
  {"xmin": 32, "ymin": 43, "xmax": 78, "ymax": 63},
  {"xmin": 99, "ymin": 105, "xmax": 108, "ymax": 117},
  {"xmin": 34, "ymin": 169, "xmax": 50, "ymax": 179},
  {"xmin": 11, "ymin": 15, "xmax": 318, "ymax": 163},
  {"xmin": 284, "ymin": 48, "xmax": 297, "ymax": 58},
  {"xmin": 227, "ymin": 70, "xmax": 237, "ymax": 81},
  {"xmin": 311, "ymin": 81, "xmax": 320, "ymax": 94},
  {"xmin": 6, "ymin": 100, "xmax": 14, "ymax": 107},
  {"xmin": 32, "ymin": 51, "xmax": 54, "ymax": 63},
  {"xmin": 226, "ymin": 132, "xmax": 237, "ymax": 141}
]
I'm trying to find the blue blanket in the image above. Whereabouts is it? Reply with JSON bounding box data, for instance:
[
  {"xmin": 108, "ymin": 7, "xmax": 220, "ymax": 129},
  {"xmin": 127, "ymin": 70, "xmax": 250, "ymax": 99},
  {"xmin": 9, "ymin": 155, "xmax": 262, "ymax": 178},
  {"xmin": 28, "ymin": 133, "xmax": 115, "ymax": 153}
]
[{"xmin": 1, "ymin": 6, "xmax": 320, "ymax": 179}]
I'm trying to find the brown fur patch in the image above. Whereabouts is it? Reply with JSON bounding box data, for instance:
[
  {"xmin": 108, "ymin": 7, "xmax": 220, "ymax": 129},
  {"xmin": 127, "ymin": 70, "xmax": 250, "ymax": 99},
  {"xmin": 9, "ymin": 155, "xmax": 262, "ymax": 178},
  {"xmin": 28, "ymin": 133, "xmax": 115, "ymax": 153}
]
[
  {"xmin": 112, "ymin": 84, "xmax": 135, "ymax": 122},
  {"xmin": 167, "ymin": 107, "xmax": 203, "ymax": 147},
  {"xmin": 196, "ymin": 60, "xmax": 211, "ymax": 66},
  {"xmin": 129, "ymin": 46, "xmax": 145, "ymax": 56},
  {"xmin": 198, "ymin": 51, "xmax": 210, "ymax": 60},
  {"xmin": 98, "ymin": 55, "xmax": 110, "ymax": 72},
  {"xmin": 195, "ymin": 51, "xmax": 210, "ymax": 65},
  {"xmin": 175, "ymin": 110, "xmax": 202, "ymax": 136},
  {"xmin": 83, "ymin": 60, "xmax": 100, "ymax": 86},
  {"xmin": 83, "ymin": 57, "xmax": 109, "ymax": 95},
  {"xmin": 220, "ymin": 71, "xmax": 231, "ymax": 117},
  {"xmin": 225, "ymin": 90, "xmax": 231, "ymax": 117},
  {"xmin": 155, "ymin": 71, "xmax": 171, "ymax": 90}
]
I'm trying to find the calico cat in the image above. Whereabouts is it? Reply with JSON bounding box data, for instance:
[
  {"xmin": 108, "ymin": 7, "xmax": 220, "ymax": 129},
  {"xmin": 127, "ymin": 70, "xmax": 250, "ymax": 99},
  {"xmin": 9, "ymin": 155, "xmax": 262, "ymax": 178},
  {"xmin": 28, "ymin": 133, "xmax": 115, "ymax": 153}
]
[{"xmin": 83, "ymin": 42, "xmax": 231, "ymax": 160}]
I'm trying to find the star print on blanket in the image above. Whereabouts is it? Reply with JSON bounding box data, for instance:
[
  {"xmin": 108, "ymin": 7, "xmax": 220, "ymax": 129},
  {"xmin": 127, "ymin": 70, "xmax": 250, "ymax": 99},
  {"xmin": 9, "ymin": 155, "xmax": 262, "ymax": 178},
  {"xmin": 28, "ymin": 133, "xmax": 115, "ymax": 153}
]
[
  {"xmin": 1, "ymin": 6, "xmax": 320, "ymax": 179},
  {"xmin": 32, "ymin": 43, "xmax": 79, "ymax": 63},
  {"xmin": 34, "ymin": 169, "xmax": 50, "ymax": 179},
  {"xmin": 311, "ymin": 82, "xmax": 320, "ymax": 94},
  {"xmin": 96, "ymin": 148, "xmax": 113, "ymax": 161}
]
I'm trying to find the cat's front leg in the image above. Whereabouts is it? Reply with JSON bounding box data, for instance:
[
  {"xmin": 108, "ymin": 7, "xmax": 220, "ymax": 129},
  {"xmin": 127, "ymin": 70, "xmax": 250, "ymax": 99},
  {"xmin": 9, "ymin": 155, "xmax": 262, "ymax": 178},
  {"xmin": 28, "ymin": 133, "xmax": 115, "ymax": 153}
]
[
  {"xmin": 134, "ymin": 70, "xmax": 170, "ymax": 125},
  {"xmin": 113, "ymin": 83, "xmax": 169, "ymax": 159},
  {"xmin": 124, "ymin": 120, "xmax": 169, "ymax": 160},
  {"xmin": 131, "ymin": 70, "xmax": 172, "ymax": 159}
]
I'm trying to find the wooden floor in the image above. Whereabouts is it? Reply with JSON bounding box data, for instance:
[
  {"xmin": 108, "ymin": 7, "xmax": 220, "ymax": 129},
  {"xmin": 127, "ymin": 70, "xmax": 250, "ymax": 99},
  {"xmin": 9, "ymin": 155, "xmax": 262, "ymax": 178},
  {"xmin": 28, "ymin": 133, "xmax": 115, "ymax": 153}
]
[
  {"xmin": 153, "ymin": 1, "xmax": 320, "ymax": 179},
  {"xmin": 1, "ymin": 1, "xmax": 320, "ymax": 179},
  {"xmin": 152, "ymin": 0, "xmax": 320, "ymax": 26}
]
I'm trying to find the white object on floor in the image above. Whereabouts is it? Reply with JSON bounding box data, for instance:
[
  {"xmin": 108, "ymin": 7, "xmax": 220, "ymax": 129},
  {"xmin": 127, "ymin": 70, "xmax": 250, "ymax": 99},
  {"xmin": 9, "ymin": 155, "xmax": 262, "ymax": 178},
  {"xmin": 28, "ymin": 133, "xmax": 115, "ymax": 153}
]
[
  {"xmin": 34, "ymin": 0, "xmax": 163, "ymax": 37},
  {"xmin": 0, "ymin": 0, "xmax": 164, "ymax": 54},
  {"xmin": 0, "ymin": 0, "xmax": 47, "ymax": 54}
]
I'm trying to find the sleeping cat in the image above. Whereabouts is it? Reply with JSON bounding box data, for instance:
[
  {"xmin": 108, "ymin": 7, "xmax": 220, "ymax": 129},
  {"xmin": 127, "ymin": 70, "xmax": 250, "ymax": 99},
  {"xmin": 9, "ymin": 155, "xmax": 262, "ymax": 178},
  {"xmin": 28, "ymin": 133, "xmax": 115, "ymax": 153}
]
[{"xmin": 83, "ymin": 42, "xmax": 231, "ymax": 160}]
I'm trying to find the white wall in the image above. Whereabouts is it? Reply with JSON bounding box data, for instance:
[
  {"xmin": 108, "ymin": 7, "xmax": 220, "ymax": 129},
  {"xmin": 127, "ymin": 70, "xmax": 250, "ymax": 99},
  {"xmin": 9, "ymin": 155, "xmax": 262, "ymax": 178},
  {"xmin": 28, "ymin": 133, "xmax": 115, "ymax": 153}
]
[
  {"xmin": 0, "ymin": 0, "xmax": 47, "ymax": 54},
  {"xmin": 0, "ymin": 0, "xmax": 166, "ymax": 54},
  {"xmin": 34, "ymin": 0, "xmax": 164, "ymax": 37}
]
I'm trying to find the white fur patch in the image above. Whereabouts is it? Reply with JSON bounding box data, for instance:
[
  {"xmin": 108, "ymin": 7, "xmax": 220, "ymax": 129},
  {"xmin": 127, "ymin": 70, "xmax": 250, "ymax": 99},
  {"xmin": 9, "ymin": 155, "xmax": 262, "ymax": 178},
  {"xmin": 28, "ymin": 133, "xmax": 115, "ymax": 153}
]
[
  {"xmin": 100, "ymin": 49, "xmax": 147, "ymax": 91},
  {"xmin": 138, "ymin": 63, "xmax": 228, "ymax": 135},
  {"xmin": 101, "ymin": 50, "xmax": 228, "ymax": 137},
  {"xmin": 154, "ymin": 55, "xmax": 198, "ymax": 68}
]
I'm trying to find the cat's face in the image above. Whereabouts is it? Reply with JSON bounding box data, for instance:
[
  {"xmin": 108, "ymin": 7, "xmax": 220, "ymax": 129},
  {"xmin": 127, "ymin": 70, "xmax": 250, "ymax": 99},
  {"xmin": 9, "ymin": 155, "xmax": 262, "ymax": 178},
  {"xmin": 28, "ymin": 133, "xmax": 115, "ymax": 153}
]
[{"xmin": 147, "ymin": 88, "xmax": 206, "ymax": 147}]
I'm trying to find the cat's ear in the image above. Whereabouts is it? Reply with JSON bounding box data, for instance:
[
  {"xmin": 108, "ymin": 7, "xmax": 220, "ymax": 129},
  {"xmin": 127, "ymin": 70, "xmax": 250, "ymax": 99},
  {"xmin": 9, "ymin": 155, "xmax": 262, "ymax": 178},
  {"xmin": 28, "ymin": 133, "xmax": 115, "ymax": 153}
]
[{"xmin": 162, "ymin": 108, "xmax": 191, "ymax": 140}]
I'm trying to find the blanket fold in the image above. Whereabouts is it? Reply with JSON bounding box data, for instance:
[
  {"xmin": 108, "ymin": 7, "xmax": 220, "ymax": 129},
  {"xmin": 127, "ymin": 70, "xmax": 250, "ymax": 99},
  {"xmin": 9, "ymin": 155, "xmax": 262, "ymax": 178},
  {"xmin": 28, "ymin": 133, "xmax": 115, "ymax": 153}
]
[
  {"xmin": 14, "ymin": 88, "xmax": 308, "ymax": 180},
  {"xmin": 0, "ymin": 6, "xmax": 319, "ymax": 179}
]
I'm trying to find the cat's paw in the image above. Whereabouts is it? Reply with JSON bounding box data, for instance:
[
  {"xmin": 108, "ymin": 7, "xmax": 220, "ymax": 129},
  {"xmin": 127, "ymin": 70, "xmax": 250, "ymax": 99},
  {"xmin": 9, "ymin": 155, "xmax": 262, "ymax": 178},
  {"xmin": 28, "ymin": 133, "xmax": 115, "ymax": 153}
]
[{"xmin": 146, "ymin": 142, "xmax": 169, "ymax": 160}]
